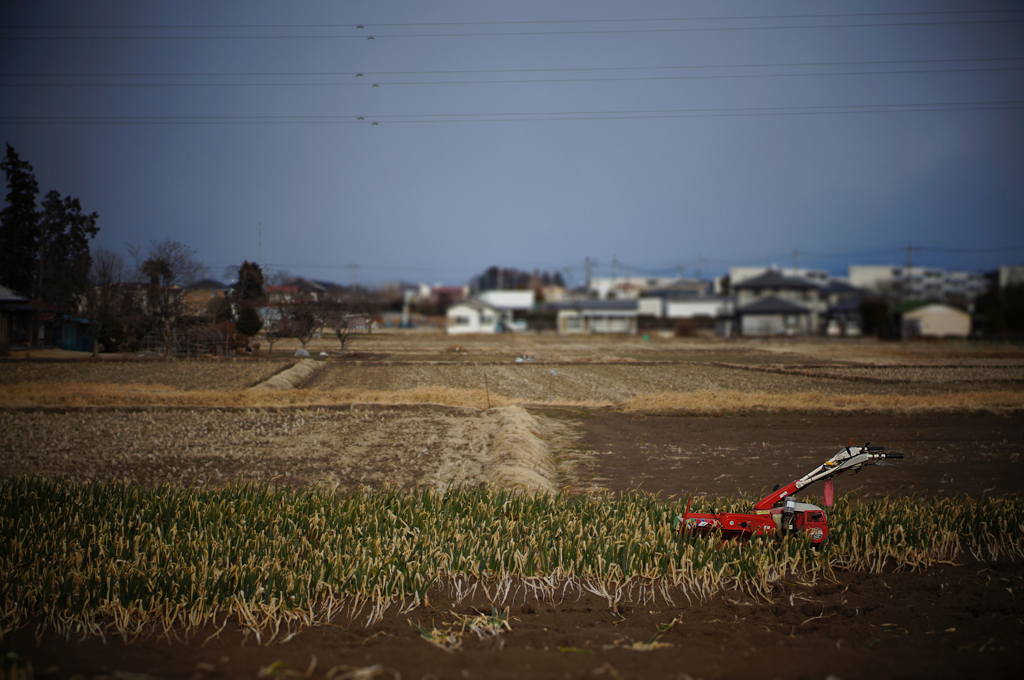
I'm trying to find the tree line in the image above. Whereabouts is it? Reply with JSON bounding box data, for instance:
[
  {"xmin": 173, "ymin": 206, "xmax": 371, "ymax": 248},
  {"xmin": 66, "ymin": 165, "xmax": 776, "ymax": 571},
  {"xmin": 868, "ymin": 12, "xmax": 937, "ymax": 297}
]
[{"xmin": 1, "ymin": 145, "xmax": 369, "ymax": 356}]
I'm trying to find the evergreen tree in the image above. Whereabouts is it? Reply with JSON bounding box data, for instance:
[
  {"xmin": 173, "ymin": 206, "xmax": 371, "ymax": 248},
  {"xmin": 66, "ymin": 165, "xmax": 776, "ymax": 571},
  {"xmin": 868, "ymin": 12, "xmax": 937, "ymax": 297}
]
[
  {"xmin": 36, "ymin": 190, "xmax": 99, "ymax": 310},
  {"xmin": 0, "ymin": 144, "xmax": 98, "ymax": 308},
  {"xmin": 234, "ymin": 305, "xmax": 263, "ymax": 339},
  {"xmin": 232, "ymin": 260, "xmax": 266, "ymax": 309},
  {"xmin": 0, "ymin": 144, "xmax": 41, "ymax": 295}
]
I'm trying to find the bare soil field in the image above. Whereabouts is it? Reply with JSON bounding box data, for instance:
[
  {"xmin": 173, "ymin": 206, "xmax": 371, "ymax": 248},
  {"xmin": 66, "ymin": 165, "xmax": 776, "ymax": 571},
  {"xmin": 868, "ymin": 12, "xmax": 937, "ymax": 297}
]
[
  {"xmin": 2, "ymin": 334, "xmax": 1022, "ymax": 679},
  {"xmin": 0, "ymin": 405, "xmax": 560, "ymax": 492},
  {"xmin": 307, "ymin": 361, "xmax": 1024, "ymax": 401},
  {"xmin": 0, "ymin": 358, "xmax": 287, "ymax": 390}
]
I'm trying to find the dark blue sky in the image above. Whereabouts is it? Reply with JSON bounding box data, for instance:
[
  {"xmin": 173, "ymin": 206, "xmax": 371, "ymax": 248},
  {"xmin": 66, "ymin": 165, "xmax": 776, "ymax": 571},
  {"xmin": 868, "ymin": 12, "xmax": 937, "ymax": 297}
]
[{"xmin": 2, "ymin": 1, "xmax": 1022, "ymax": 286}]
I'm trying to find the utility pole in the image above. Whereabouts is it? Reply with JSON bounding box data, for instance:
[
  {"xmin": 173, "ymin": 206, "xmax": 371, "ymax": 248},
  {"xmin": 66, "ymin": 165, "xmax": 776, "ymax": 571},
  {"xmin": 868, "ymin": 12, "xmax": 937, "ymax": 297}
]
[
  {"xmin": 563, "ymin": 267, "xmax": 573, "ymax": 290},
  {"xmin": 257, "ymin": 223, "xmax": 263, "ymax": 268},
  {"xmin": 347, "ymin": 264, "xmax": 360, "ymax": 292},
  {"xmin": 585, "ymin": 257, "xmax": 592, "ymax": 288},
  {"xmin": 696, "ymin": 256, "xmax": 707, "ymax": 281},
  {"xmin": 905, "ymin": 241, "xmax": 920, "ymax": 270}
]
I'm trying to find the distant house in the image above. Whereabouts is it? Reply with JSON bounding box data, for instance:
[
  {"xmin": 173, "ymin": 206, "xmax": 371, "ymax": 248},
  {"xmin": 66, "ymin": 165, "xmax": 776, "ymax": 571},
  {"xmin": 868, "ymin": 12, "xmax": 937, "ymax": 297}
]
[
  {"xmin": 266, "ymin": 277, "xmax": 326, "ymax": 303},
  {"xmin": 477, "ymin": 289, "xmax": 535, "ymax": 312},
  {"xmin": 664, "ymin": 298, "xmax": 734, "ymax": 321},
  {"xmin": 554, "ymin": 300, "xmax": 638, "ymax": 334},
  {"xmin": 540, "ymin": 284, "xmax": 568, "ymax": 303},
  {"xmin": 848, "ymin": 265, "xmax": 988, "ymax": 303},
  {"xmin": 0, "ymin": 284, "xmax": 40, "ymax": 348},
  {"xmin": 50, "ymin": 313, "xmax": 93, "ymax": 352},
  {"xmin": 588, "ymin": 276, "xmax": 679, "ymax": 300},
  {"xmin": 735, "ymin": 296, "xmax": 814, "ymax": 336},
  {"xmin": 900, "ymin": 303, "xmax": 970, "ymax": 339},
  {"xmin": 446, "ymin": 300, "xmax": 502, "ymax": 334},
  {"xmin": 820, "ymin": 280, "xmax": 866, "ymax": 336},
  {"xmin": 431, "ymin": 285, "xmax": 468, "ymax": 313},
  {"xmin": 183, "ymin": 278, "xmax": 230, "ymax": 316},
  {"xmin": 733, "ymin": 270, "xmax": 824, "ymax": 335}
]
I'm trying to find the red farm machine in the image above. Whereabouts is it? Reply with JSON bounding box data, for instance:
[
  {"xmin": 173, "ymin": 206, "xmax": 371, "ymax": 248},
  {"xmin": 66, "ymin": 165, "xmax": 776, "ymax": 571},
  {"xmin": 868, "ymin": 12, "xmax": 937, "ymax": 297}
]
[{"xmin": 679, "ymin": 443, "xmax": 903, "ymax": 547}]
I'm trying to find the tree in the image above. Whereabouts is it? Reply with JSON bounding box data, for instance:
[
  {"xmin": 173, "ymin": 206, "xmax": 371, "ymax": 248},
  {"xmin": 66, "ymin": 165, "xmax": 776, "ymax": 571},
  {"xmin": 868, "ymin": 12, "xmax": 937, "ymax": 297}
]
[
  {"xmin": 235, "ymin": 306, "xmax": 263, "ymax": 346},
  {"xmin": 83, "ymin": 247, "xmax": 126, "ymax": 357},
  {"xmin": 0, "ymin": 144, "xmax": 40, "ymax": 295},
  {"xmin": 859, "ymin": 299, "xmax": 893, "ymax": 340},
  {"xmin": 0, "ymin": 144, "xmax": 98, "ymax": 309},
  {"xmin": 35, "ymin": 190, "xmax": 99, "ymax": 310},
  {"xmin": 284, "ymin": 299, "xmax": 324, "ymax": 349},
  {"xmin": 135, "ymin": 239, "xmax": 205, "ymax": 355},
  {"xmin": 976, "ymin": 281, "xmax": 1024, "ymax": 335},
  {"xmin": 230, "ymin": 260, "xmax": 266, "ymax": 309},
  {"xmin": 263, "ymin": 314, "xmax": 284, "ymax": 354},
  {"xmin": 323, "ymin": 301, "xmax": 361, "ymax": 352},
  {"xmin": 205, "ymin": 296, "xmax": 232, "ymax": 324}
]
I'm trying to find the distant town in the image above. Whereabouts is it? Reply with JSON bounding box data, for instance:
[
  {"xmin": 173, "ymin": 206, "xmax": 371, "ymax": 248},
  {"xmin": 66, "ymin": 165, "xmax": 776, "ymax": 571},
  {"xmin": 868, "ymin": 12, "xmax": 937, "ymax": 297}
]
[{"xmin": 7, "ymin": 255, "xmax": 1022, "ymax": 357}]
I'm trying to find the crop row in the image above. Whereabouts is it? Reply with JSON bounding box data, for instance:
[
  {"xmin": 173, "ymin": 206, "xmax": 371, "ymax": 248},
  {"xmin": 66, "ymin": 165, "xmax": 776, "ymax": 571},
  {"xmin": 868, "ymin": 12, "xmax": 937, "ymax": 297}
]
[{"xmin": 1, "ymin": 479, "xmax": 1020, "ymax": 642}]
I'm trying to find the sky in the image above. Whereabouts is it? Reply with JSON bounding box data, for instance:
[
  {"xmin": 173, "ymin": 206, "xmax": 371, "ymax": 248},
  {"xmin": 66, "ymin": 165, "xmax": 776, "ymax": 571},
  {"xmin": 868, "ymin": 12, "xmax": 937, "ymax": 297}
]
[{"xmin": 1, "ymin": 1, "xmax": 1022, "ymax": 288}]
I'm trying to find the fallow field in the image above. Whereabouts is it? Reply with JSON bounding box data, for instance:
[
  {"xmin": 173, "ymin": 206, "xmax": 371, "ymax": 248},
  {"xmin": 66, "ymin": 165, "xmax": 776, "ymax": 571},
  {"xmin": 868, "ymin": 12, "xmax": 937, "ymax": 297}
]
[{"xmin": 1, "ymin": 332, "xmax": 1022, "ymax": 679}]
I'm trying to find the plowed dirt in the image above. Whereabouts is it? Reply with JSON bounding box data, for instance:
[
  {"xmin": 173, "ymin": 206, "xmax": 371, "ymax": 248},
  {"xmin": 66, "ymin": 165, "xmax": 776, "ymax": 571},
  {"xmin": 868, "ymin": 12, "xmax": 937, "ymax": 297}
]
[{"xmin": 2, "ymin": 335, "xmax": 1022, "ymax": 679}]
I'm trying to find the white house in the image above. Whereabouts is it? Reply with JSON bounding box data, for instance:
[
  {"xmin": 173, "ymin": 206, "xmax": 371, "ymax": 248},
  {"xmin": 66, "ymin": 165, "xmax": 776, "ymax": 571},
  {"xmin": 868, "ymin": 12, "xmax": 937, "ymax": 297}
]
[
  {"xmin": 555, "ymin": 300, "xmax": 638, "ymax": 334},
  {"xmin": 730, "ymin": 267, "xmax": 829, "ymax": 286},
  {"xmin": 477, "ymin": 289, "xmax": 535, "ymax": 311},
  {"xmin": 588, "ymin": 276, "xmax": 678, "ymax": 300},
  {"xmin": 732, "ymin": 270, "xmax": 825, "ymax": 332},
  {"xmin": 665, "ymin": 298, "xmax": 734, "ymax": 320},
  {"xmin": 901, "ymin": 304, "xmax": 970, "ymax": 339},
  {"xmin": 446, "ymin": 300, "xmax": 502, "ymax": 334},
  {"xmin": 848, "ymin": 265, "xmax": 988, "ymax": 303},
  {"xmin": 736, "ymin": 296, "xmax": 815, "ymax": 336}
]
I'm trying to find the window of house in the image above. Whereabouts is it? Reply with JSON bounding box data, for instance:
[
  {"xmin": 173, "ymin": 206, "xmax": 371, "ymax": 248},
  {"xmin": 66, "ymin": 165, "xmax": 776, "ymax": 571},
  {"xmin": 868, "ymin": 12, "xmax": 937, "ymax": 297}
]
[{"xmin": 453, "ymin": 316, "xmax": 470, "ymax": 326}]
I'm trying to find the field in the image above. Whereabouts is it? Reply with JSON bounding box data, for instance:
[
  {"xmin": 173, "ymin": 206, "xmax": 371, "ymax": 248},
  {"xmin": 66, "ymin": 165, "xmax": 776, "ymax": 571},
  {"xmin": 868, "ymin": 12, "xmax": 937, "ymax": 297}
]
[{"xmin": 1, "ymin": 332, "xmax": 1023, "ymax": 679}]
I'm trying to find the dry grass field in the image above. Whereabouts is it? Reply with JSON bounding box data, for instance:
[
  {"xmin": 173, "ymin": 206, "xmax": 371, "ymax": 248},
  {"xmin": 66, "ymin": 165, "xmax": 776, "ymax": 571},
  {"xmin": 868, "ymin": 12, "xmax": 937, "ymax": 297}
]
[{"xmin": 2, "ymin": 332, "xmax": 1023, "ymax": 679}]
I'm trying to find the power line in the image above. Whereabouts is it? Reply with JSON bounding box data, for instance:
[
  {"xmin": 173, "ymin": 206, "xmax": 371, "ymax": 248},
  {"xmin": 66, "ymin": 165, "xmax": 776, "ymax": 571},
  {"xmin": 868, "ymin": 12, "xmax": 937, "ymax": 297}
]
[
  {"xmin": 920, "ymin": 245, "xmax": 1024, "ymax": 253},
  {"xmin": 3, "ymin": 19, "xmax": 1023, "ymax": 40},
  {"xmin": 8, "ymin": 9, "xmax": 1023, "ymax": 30},
  {"xmin": 3, "ymin": 65, "xmax": 1021, "ymax": 87},
  {"xmin": 3, "ymin": 100, "xmax": 1021, "ymax": 125},
  {"xmin": 4, "ymin": 56, "xmax": 1020, "ymax": 78}
]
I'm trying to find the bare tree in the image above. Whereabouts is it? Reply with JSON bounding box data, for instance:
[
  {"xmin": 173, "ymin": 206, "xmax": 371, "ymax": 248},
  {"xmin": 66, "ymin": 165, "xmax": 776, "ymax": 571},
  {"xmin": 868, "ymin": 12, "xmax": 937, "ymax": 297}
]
[
  {"xmin": 284, "ymin": 299, "xmax": 323, "ymax": 350},
  {"xmin": 130, "ymin": 239, "xmax": 206, "ymax": 355},
  {"xmin": 82, "ymin": 247, "xmax": 125, "ymax": 357},
  {"xmin": 263, "ymin": 313, "xmax": 284, "ymax": 354},
  {"xmin": 323, "ymin": 302, "xmax": 361, "ymax": 352}
]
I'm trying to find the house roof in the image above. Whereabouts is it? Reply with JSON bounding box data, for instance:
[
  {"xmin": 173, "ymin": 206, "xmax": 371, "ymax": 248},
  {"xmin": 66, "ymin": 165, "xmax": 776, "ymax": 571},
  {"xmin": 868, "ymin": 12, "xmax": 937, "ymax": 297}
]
[
  {"xmin": 829, "ymin": 297, "xmax": 864, "ymax": 313},
  {"xmin": 901, "ymin": 302, "xmax": 970, "ymax": 318},
  {"xmin": 0, "ymin": 284, "xmax": 29, "ymax": 301},
  {"xmin": 736, "ymin": 296, "xmax": 810, "ymax": 315},
  {"xmin": 288, "ymin": 277, "xmax": 327, "ymax": 292},
  {"xmin": 733, "ymin": 270, "xmax": 819, "ymax": 290},
  {"xmin": 820, "ymin": 280, "xmax": 863, "ymax": 295},
  {"xmin": 552, "ymin": 300, "xmax": 638, "ymax": 311}
]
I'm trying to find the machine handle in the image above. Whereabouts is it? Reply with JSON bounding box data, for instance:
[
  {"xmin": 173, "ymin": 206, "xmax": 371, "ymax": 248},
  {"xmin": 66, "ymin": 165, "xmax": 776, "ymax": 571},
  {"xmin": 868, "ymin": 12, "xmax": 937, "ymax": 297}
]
[{"xmin": 882, "ymin": 452, "xmax": 903, "ymax": 459}]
